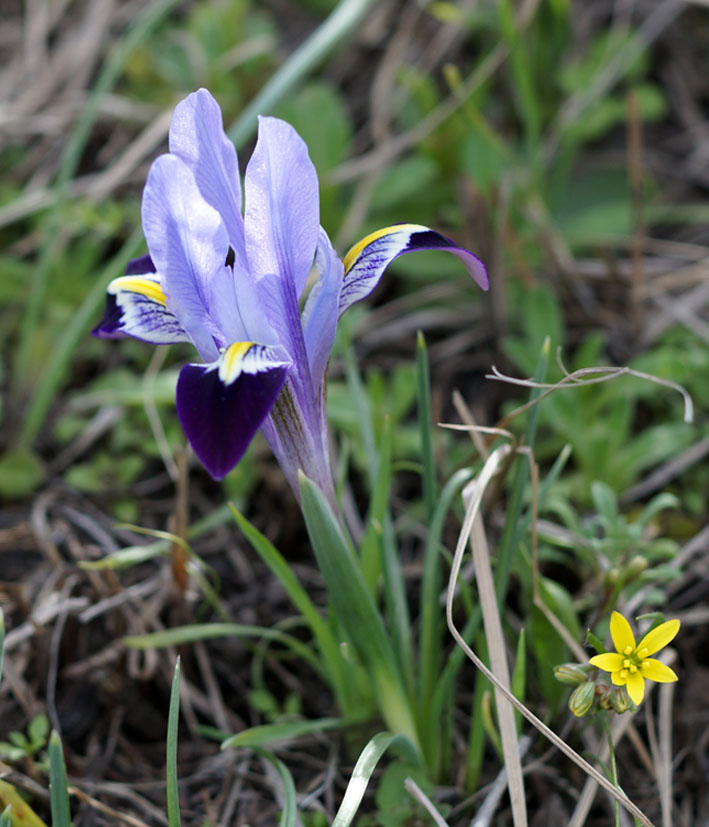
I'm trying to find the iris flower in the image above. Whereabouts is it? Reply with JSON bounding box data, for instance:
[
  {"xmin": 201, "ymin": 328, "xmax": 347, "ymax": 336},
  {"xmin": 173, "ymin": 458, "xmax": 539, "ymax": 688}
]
[
  {"xmin": 94, "ymin": 89, "xmax": 488, "ymax": 500},
  {"xmin": 589, "ymin": 611, "xmax": 679, "ymax": 705}
]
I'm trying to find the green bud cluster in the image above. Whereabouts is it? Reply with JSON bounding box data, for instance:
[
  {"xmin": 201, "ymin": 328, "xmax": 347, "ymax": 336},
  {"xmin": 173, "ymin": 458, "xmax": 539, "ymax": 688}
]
[{"xmin": 554, "ymin": 660, "xmax": 637, "ymax": 717}]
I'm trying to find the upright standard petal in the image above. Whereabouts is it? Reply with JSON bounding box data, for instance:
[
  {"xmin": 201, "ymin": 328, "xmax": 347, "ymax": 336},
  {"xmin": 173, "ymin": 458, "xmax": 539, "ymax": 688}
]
[
  {"xmin": 244, "ymin": 116, "xmax": 319, "ymax": 298},
  {"xmin": 176, "ymin": 343, "xmax": 291, "ymax": 479},
  {"xmin": 169, "ymin": 89, "xmax": 246, "ymax": 267},
  {"xmin": 339, "ymin": 223, "xmax": 489, "ymax": 316},
  {"xmin": 302, "ymin": 227, "xmax": 343, "ymax": 390},
  {"xmin": 92, "ymin": 272, "xmax": 191, "ymax": 345},
  {"xmin": 142, "ymin": 154, "xmax": 230, "ymax": 362}
]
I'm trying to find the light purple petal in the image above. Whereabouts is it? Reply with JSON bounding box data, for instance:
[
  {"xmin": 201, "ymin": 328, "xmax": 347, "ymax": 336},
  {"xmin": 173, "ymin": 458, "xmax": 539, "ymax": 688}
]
[
  {"xmin": 302, "ymin": 227, "xmax": 343, "ymax": 390},
  {"xmin": 92, "ymin": 273, "xmax": 191, "ymax": 345},
  {"xmin": 257, "ymin": 269, "xmax": 314, "ymax": 402},
  {"xmin": 176, "ymin": 343, "xmax": 291, "ymax": 479},
  {"xmin": 339, "ymin": 223, "xmax": 489, "ymax": 316},
  {"xmin": 244, "ymin": 116, "xmax": 319, "ymax": 298},
  {"xmin": 169, "ymin": 89, "xmax": 246, "ymax": 268},
  {"xmin": 142, "ymin": 153, "xmax": 230, "ymax": 362}
]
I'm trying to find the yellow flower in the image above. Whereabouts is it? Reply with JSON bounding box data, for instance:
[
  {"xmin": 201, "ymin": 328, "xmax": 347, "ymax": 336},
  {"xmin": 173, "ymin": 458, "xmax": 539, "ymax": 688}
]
[{"xmin": 589, "ymin": 611, "xmax": 679, "ymax": 705}]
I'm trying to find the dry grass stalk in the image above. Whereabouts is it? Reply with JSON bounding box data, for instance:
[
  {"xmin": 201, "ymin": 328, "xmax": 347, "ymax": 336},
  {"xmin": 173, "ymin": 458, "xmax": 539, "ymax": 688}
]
[{"xmin": 446, "ymin": 445, "xmax": 657, "ymax": 827}]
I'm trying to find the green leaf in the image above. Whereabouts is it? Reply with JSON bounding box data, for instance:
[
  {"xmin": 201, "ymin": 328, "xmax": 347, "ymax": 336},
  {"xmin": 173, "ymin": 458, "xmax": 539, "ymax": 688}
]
[
  {"xmin": 48, "ymin": 731, "xmax": 71, "ymax": 827},
  {"xmin": 0, "ymin": 782, "xmax": 48, "ymax": 827},
  {"xmin": 0, "ymin": 609, "xmax": 4, "ymax": 690},
  {"xmin": 251, "ymin": 748, "xmax": 297, "ymax": 827},
  {"xmin": 0, "ymin": 450, "xmax": 44, "ymax": 499},
  {"xmin": 222, "ymin": 717, "xmax": 343, "ymax": 749},
  {"xmin": 298, "ymin": 473, "xmax": 421, "ymax": 755},
  {"xmin": 166, "ymin": 659, "xmax": 181, "ymax": 827},
  {"xmin": 229, "ymin": 505, "xmax": 355, "ymax": 715},
  {"xmin": 124, "ymin": 623, "xmax": 323, "ymax": 676},
  {"xmin": 331, "ymin": 733, "xmax": 420, "ymax": 827}
]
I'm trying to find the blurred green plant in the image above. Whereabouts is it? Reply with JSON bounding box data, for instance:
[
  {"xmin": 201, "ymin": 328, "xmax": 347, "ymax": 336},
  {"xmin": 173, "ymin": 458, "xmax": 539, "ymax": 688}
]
[{"xmin": 0, "ymin": 715, "xmax": 50, "ymax": 768}]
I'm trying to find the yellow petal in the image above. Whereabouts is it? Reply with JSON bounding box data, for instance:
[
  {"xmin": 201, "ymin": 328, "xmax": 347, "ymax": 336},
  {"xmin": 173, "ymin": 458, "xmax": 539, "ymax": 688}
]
[
  {"xmin": 610, "ymin": 670, "xmax": 626, "ymax": 686},
  {"xmin": 641, "ymin": 658, "xmax": 678, "ymax": 683},
  {"xmin": 637, "ymin": 619, "xmax": 680, "ymax": 656},
  {"xmin": 589, "ymin": 653, "xmax": 624, "ymax": 673},
  {"xmin": 609, "ymin": 611, "xmax": 635, "ymax": 654},
  {"xmin": 625, "ymin": 672, "xmax": 645, "ymax": 704}
]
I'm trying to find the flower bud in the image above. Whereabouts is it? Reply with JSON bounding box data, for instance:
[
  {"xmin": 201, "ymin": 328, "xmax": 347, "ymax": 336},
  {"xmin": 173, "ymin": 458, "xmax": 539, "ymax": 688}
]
[
  {"xmin": 625, "ymin": 555, "xmax": 648, "ymax": 579},
  {"xmin": 569, "ymin": 681, "xmax": 596, "ymax": 717},
  {"xmin": 604, "ymin": 567, "xmax": 620, "ymax": 588},
  {"xmin": 554, "ymin": 663, "xmax": 592, "ymax": 686},
  {"xmin": 610, "ymin": 687, "xmax": 634, "ymax": 714}
]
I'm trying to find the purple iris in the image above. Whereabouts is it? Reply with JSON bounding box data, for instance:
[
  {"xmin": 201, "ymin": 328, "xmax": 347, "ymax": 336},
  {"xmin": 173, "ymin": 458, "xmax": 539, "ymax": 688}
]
[{"xmin": 94, "ymin": 89, "xmax": 488, "ymax": 500}]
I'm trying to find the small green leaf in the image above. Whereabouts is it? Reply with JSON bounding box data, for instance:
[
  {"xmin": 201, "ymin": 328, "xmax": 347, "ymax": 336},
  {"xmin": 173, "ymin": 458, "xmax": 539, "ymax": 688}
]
[
  {"xmin": 0, "ymin": 450, "xmax": 44, "ymax": 499},
  {"xmin": 166, "ymin": 659, "xmax": 181, "ymax": 827},
  {"xmin": 332, "ymin": 733, "xmax": 420, "ymax": 827},
  {"xmin": 221, "ymin": 717, "xmax": 343, "ymax": 749},
  {"xmin": 48, "ymin": 731, "xmax": 71, "ymax": 827}
]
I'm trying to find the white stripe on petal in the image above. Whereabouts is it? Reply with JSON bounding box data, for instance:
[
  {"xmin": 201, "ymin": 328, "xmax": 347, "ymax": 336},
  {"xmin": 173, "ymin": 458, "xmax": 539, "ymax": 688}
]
[
  {"xmin": 101, "ymin": 275, "xmax": 191, "ymax": 345},
  {"xmin": 217, "ymin": 342, "xmax": 292, "ymax": 386}
]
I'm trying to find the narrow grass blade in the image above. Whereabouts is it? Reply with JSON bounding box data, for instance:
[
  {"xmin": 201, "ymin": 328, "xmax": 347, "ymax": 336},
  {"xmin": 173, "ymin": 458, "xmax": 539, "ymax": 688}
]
[
  {"xmin": 358, "ymin": 419, "xmax": 412, "ymax": 682},
  {"xmin": 416, "ymin": 331, "xmax": 436, "ymax": 522},
  {"xmin": 359, "ymin": 416, "xmax": 391, "ymax": 593},
  {"xmin": 123, "ymin": 623, "xmax": 323, "ymax": 676},
  {"xmin": 0, "ymin": 782, "xmax": 48, "ymax": 827},
  {"xmin": 498, "ymin": 0, "xmax": 540, "ymax": 153},
  {"xmin": 465, "ymin": 655, "xmax": 489, "ymax": 791},
  {"xmin": 227, "ymin": 0, "xmax": 376, "ymax": 146},
  {"xmin": 495, "ymin": 338, "xmax": 549, "ymax": 603},
  {"xmin": 418, "ymin": 468, "xmax": 473, "ymax": 769},
  {"xmin": 48, "ymin": 731, "xmax": 71, "ymax": 827},
  {"xmin": 230, "ymin": 505, "xmax": 354, "ymax": 713},
  {"xmin": 331, "ymin": 732, "xmax": 419, "ymax": 827},
  {"xmin": 299, "ymin": 472, "xmax": 421, "ymax": 755},
  {"xmin": 166, "ymin": 658, "xmax": 181, "ymax": 827},
  {"xmin": 16, "ymin": 0, "xmax": 180, "ymax": 384},
  {"xmin": 252, "ymin": 748, "xmax": 297, "ymax": 827},
  {"xmin": 0, "ymin": 609, "xmax": 5, "ymax": 688},
  {"xmin": 404, "ymin": 778, "xmax": 450, "ymax": 827},
  {"xmin": 222, "ymin": 717, "xmax": 343, "ymax": 749},
  {"xmin": 380, "ymin": 514, "xmax": 414, "ymax": 693},
  {"xmin": 511, "ymin": 629, "xmax": 527, "ymax": 734},
  {"xmin": 20, "ymin": 227, "xmax": 144, "ymax": 447},
  {"xmin": 341, "ymin": 331, "xmax": 379, "ymax": 489}
]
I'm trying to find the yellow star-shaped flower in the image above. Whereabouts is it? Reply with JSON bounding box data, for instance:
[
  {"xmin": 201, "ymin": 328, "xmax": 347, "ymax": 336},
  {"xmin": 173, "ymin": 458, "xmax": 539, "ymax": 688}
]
[{"xmin": 589, "ymin": 611, "xmax": 679, "ymax": 705}]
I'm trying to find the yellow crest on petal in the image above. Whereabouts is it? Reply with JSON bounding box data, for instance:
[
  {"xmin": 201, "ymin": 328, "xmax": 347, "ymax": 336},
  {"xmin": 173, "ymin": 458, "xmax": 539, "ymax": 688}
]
[
  {"xmin": 108, "ymin": 275, "xmax": 167, "ymax": 305},
  {"xmin": 343, "ymin": 224, "xmax": 426, "ymax": 274}
]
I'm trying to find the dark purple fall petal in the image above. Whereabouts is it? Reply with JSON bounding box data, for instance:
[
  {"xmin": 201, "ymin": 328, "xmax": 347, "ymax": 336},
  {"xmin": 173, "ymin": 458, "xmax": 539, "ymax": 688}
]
[
  {"xmin": 176, "ymin": 359, "xmax": 289, "ymax": 480},
  {"xmin": 124, "ymin": 254, "xmax": 156, "ymax": 276}
]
